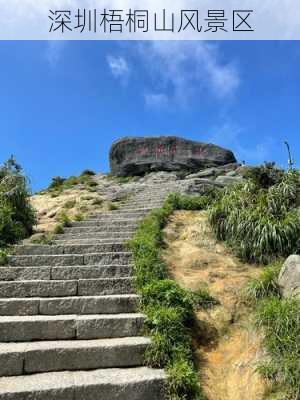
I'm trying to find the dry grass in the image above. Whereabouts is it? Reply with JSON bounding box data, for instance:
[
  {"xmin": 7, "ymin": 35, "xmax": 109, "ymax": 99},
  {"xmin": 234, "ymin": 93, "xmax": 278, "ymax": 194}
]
[{"xmin": 163, "ymin": 210, "xmax": 268, "ymax": 400}]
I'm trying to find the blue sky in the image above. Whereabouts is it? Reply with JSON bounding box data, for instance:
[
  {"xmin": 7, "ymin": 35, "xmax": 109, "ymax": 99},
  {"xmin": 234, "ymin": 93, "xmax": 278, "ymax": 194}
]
[{"xmin": 0, "ymin": 41, "xmax": 299, "ymax": 192}]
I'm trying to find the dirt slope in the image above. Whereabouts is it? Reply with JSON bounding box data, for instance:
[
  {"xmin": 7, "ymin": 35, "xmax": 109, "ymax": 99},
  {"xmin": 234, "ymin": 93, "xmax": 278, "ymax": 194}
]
[{"xmin": 163, "ymin": 210, "xmax": 267, "ymax": 400}]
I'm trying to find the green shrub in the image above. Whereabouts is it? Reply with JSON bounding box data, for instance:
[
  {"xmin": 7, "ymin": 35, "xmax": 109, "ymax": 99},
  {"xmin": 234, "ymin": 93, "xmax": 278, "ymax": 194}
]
[
  {"xmin": 107, "ymin": 202, "xmax": 119, "ymax": 211},
  {"xmin": 30, "ymin": 233, "xmax": 53, "ymax": 245},
  {"xmin": 167, "ymin": 358, "xmax": 205, "ymax": 400},
  {"xmin": 53, "ymin": 224, "xmax": 64, "ymax": 234},
  {"xmin": 63, "ymin": 200, "xmax": 76, "ymax": 209},
  {"xmin": 208, "ymin": 169, "xmax": 300, "ymax": 263},
  {"xmin": 56, "ymin": 212, "xmax": 72, "ymax": 227},
  {"xmin": 48, "ymin": 176, "xmax": 65, "ymax": 190},
  {"xmin": 241, "ymin": 162, "xmax": 284, "ymax": 189},
  {"xmin": 141, "ymin": 280, "xmax": 195, "ymax": 322},
  {"xmin": 74, "ymin": 213, "xmax": 84, "ymax": 221},
  {"xmin": 0, "ymin": 156, "xmax": 36, "ymax": 247},
  {"xmin": 256, "ymin": 297, "xmax": 300, "ymax": 398},
  {"xmin": 193, "ymin": 288, "xmax": 219, "ymax": 310},
  {"xmin": 80, "ymin": 169, "xmax": 96, "ymax": 176},
  {"xmin": 0, "ymin": 248, "xmax": 9, "ymax": 266}
]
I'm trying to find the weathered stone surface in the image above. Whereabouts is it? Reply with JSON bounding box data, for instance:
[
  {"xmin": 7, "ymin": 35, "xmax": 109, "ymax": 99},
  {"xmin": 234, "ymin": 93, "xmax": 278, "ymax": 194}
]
[
  {"xmin": 0, "ymin": 367, "xmax": 165, "ymax": 400},
  {"xmin": 110, "ymin": 136, "xmax": 237, "ymax": 176},
  {"xmin": 76, "ymin": 313, "xmax": 144, "ymax": 339},
  {"xmin": 39, "ymin": 295, "xmax": 139, "ymax": 315},
  {"xmin": 278, "ymin": 255, "xmax": 300, "ymax": 298},
  {"xmin": 215, "ymin": 175, "xmax": 244, "ymax": 186},
  {"xmin": 0, "ymin": 337, "xmax": 150, "ymax": 375}
]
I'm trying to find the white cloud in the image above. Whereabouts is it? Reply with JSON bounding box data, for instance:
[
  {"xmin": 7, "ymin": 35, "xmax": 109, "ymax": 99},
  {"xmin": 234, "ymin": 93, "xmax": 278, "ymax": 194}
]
[
  {"xmin": 144, "ymin": 93, "xmax": 169, "ymax": 108},
  {"xmin": 106, "ymin": 55, "xmax": 130, "ymax": 83},
  {"xmin": 45, "ymin": 41, "xmax": 65, "ymax": 67},
  {"xmin": 137, "ymin": 41, "xmax": 240, "ymax": 106}
]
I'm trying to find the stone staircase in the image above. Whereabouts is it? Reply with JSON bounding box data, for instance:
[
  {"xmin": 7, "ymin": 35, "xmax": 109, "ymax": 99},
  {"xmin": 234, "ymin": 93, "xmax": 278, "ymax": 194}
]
[{"xmin": 0, "ymin": 183, "xmax": 179, "ymax": 400}]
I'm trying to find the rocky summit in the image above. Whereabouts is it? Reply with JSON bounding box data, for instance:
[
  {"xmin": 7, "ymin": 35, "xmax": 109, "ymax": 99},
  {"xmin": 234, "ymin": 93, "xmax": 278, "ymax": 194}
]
[{"xmin": 109, "ymin": 136, "xmax": 237, "ymax": 177}]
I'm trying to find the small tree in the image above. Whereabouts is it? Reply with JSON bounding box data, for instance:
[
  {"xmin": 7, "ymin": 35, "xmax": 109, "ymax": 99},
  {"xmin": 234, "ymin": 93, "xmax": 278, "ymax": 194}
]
[{"xmin": 0, "ymin": 156, "xmax": 36, "ymax": 247}]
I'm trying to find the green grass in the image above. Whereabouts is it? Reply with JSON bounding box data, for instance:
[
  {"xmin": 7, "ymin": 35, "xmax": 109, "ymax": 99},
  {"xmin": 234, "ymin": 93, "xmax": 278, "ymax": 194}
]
[
  {"xmin": 243, "ymin": 261, "xmax": 282, "ymax": 303},
  {"xmin": 56, "ymin": 212, "xmax": 72, "ymax": 227},
  {"xmin": 255, "ymin": 297, "xmax": 300, "ymax": 399},
  {"xmin": 45, "ymin": 173, "xmax": 98, "ymax": 193},
  {"xmin": 0, "ymin": 248, "xmax": 9, "ymax": 266},
  {"xmin": 129, "ymin": 192, "xmax": 216, "ymax": 400},
  {"xmin": 208, "ymin": 169, "xmax": 300, "ymax": 264},
  {"xmin": 30, "ymin": 233, "xmax": 53, "ymax": 245},
  {"xmin": 63, "ymin": 200, "xmax": 76, "ymax": 209},
  {"xmin": 53, "ymin": 224, "xmax": 65, "ymax": 235}
]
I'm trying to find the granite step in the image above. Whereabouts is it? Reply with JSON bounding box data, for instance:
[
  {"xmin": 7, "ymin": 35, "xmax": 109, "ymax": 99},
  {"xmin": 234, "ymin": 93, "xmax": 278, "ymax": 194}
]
[
  {"xmin": 0, "ymin": 367, "xmax": 165, "ymax": 400},
  {"xmin": 0, "ymin": 336, "xmax": 151, "ymax": 376},
  {"xmin": 53, "ymin": 232, "xmax": 134, "ymax": 241},
  {"xmin": 0, "ymin": 294, "xmax": 139, "ymax": 316},
  {"xmin": 14, "ymin": 243, "xmax": 127, "ymax": 256},
  {"xmin": 0, "ymin": 278, "xmax": 133, "ymax": 298},
  {"xmin": 0, "ymin": 265, "xmax": 132, "ymax": 281},
  {"xmin": 64, "ymin": 226, "xmax": 137, "ymax": 234},
  {"xmin": 70, "ymin": 219, "xmax": 142, "ymax": 227},
  {"xmin": 54, "ymin": 238, "xmax": 132, "ymax": 245},
  {"xmin": 7, "ymin": 252, "xmax": 132, "ymax": 267},
  {"xmin": 0, "ymin": 313, "xmax": 144, "ymax": 342}
]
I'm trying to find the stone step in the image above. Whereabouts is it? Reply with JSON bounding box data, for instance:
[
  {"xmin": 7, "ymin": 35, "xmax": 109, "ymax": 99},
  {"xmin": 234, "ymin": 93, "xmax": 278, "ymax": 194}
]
[
  {"xmin": 70, "ymin": 219, "xmax": 142, "ymax": 228},
  {"xmin": 0, "ymin": 294, "xmax": 139, "ymax": 316},
  {"xmin": 7, "ymin": 252, "xmax": 132, "ymax": 267},
  {"xmin": 54, "ymin": 238, "xmax": 132, "ymax": 245},
  {"xmin": 0, "ymin": 313, "xmax": 144, "ymax": 342},
  {"xmin": 0, "ymin": 265, "xmax": 132, "ymax": 281},
  {"xmin": 64, "ymin": 226, "xmax": 137, "ymax": 234},
  {"xmin": 0, "ymin": 366, "xmax": 165, "ymax": 400},
  {"xmin": 14, "ymin": 243, "xmax": 127, "ymax": 256},
  {"xmin": 120, "ymin": 202, "xmax": 163, "ymax": 210},
  {"xmin": 0, "ymin": 278, "xmax": 133, "ymax": 298},
  {"xmin": 0, "ymin": 336, "xmax": 150, "ymax": 376},
  {"xmin": 53, "ymin": 232, "xmax": 134, "ymax": 241},
  {"xmin": 89, "ymin": 209, "xmax": 151, "ymax": 217}
]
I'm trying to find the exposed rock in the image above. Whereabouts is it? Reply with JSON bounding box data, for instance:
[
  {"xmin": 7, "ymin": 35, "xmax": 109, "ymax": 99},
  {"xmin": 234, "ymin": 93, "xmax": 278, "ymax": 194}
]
[
  {"xmin": 185, "ymin": 168, "xmax": 218, "ymax": 180},
  {"xmin": 278, "ymin": 255, "xmax": 300, "ymax": 298},
  {"xmin": 110, "ymin": 136, "xmax": 237, "ymax": 177},
  {"xmin": 215, "ymin": 176, "xmax": 244, "ymax": 186}
]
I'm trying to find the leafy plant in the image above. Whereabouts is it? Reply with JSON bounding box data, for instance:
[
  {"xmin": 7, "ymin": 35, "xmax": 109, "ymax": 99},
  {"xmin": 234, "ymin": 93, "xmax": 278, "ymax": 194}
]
[
  {"xmin": 192, "ymin": 288, "xmax": 219, "ymax": 310},
  {"xmin": 53, "ymin": 224, "xmax": 64, "ymax": 234},
  {"xmin": 30, "ymin": 233, "xmax": 53, "ymax": 245},
  {"xmin": 80, "ymin": 169, "xmax": 96, "ymax": 176},
  {"xmin": 0, "ymin": 156, "xmax": 36, "ymax": 247},
  {"xmin": 56, "ymin": 211, "xmax": 72, "ymax": 227},
  {"xmin": 0, "ymin": 248, "xmax": 9, "ymax": 266},
  {"xmin": 63, "ymin": 200, "xmax": 76, "ymax": 209},
  {"xmin": 74, "ymin": 213, "xmax": 84, "ymax": 221}
]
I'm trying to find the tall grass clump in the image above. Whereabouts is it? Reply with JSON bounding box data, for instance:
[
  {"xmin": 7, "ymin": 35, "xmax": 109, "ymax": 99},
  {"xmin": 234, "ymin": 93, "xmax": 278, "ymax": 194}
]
[
  {"xmin": 0, "ymin": 156, "xmax": 36, "ymax": 248},
  {"xmin": 129, "ymin": 193, "xmax": 214, "ymax": 400},
  {"xmin": 256, "ymin": 297, "xmax": 300, "ymax": 399},
  {"xmin": 243, "ymin": 261, "xmax": 282, "ymax": 303},
  {"xmin": 208, "ymin": 167, "xmax": 300, "ymax": 263}
]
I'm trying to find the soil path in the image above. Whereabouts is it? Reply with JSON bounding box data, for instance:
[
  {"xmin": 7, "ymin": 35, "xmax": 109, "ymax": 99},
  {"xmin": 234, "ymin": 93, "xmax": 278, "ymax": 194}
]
[{"xmin": 163, "ymin": 210, "xmax": 267, "ymax": 400}]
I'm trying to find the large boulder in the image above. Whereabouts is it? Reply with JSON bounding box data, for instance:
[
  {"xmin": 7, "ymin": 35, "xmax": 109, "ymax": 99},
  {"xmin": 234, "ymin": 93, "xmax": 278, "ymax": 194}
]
[
  {"xmin": 109, "ymin": 136, "xmax": 237, "ymax": 177},
  {"xmin": 278, "ymin": 255, "xmax": 300, "ymax": 298}
]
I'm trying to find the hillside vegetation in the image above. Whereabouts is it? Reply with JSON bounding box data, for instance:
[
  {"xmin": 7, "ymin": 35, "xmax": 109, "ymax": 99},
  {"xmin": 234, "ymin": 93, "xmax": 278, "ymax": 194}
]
[{"xmin": 0, "ymin": 157, "xmax": 36, "ymax": 252}]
